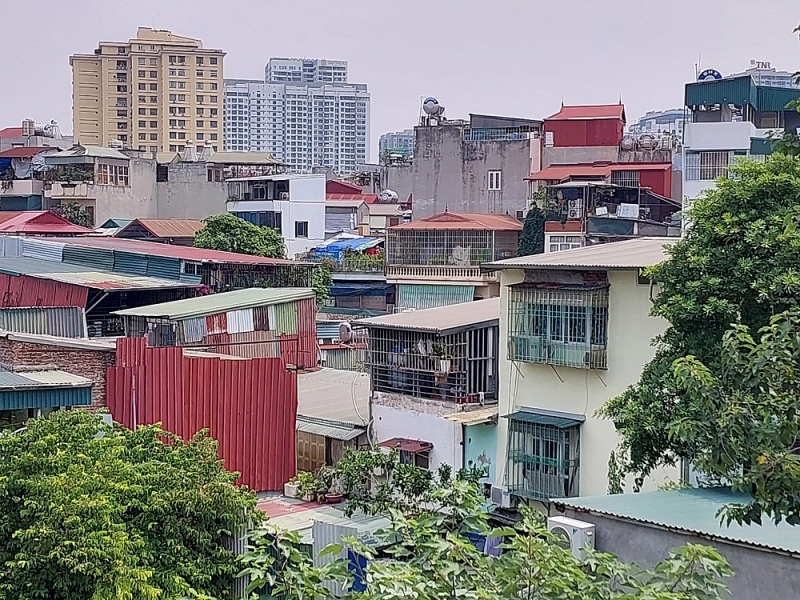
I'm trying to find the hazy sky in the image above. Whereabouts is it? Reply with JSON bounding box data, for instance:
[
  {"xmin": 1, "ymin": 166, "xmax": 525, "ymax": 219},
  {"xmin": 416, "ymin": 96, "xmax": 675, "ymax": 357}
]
[{"xmin": 2, "ymin": 0, "xmax": 798, "ymax": 159}]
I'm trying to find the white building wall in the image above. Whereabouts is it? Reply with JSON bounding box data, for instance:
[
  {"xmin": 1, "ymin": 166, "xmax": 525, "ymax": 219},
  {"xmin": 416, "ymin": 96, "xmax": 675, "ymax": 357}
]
[
  {"xmin": 372, "ymin": 400, "xmax": 463, "ymax": 474},
  {"xmin": 494, "ymin": 268, "xmax": 680, "ymax": 497}
]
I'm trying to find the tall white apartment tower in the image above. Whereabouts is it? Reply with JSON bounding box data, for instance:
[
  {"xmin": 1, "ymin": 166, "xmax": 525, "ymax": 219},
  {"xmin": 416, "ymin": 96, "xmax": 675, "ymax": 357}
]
[{"xmin": 224, "ymin": 58, "xmax": 370, "ymax": 174}]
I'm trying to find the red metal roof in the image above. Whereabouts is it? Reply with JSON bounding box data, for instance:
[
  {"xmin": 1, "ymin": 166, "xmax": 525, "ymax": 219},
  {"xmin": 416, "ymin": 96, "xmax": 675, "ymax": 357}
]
[
  {"xmin": 46, "ymin": 236, "xmax": 299, "ymax": 265},
  {"xmin": 326, "ymin": 180, "xmax": 362, "ymax": 194},
  {"xmin": 545, "ymin": 104, "xmax": 626, "ymax": 121},
  {"xmin": 326, "ymin": 193, "xmax": 378, "ymax": 204},
  {"xmin": 379, "ymin": 437, "xmax": 433, "ymax": 453},
  {"xmin": 0, "ymin": 128, "xmax": 23, "ymax": 138},
  {"xmin": 0, "ymin": 147, "xmax": 51, "ymax": 158},
  {"xmin": 529, "ymin": 162, "xmax": 671, "ymax": 181},
  {"xmin": 0, "ymin": 211, "xmax": 92, "ymax": 235},
  {"xmin": 390, "ymin": 212, "xmax": 522, "ymax": 231},
  {"xmin": 118, "ymin": 218, "xmax": 205, "ymax": 239}
]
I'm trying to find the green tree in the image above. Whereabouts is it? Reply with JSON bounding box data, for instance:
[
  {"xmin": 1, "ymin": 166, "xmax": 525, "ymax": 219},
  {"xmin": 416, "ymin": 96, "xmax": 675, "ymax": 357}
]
[
  {"xmin": 51, "ymin": 201, "xmax": 93, "ymax": 228},
  {"xmin": 671, "ymin": 309, "xmax": 800, "ymax": 525},
  {"xmin": 195, "ymin": 214, "xmax": 285, "ymax": 259},
  {"xmin": 769, "ymin": 25, "xmax": 800, "ymax": 156},
  {"xmin": 600, "ymin": 155, "xmax": 800, "ymax": 513},
  {"xmin": 0, "ymin": 411, "xmax": 258, "ymax": 600},
  {"xmin": 241, "ymin": 449, "xmax": 732, "ymax": 600},
  {"xmin": 311, "ymin": 262, "xmax": 333, "ymax": 306},
  {"xmin": 518, "ymin": 189, "xmax": 546, "ymax": 256}
]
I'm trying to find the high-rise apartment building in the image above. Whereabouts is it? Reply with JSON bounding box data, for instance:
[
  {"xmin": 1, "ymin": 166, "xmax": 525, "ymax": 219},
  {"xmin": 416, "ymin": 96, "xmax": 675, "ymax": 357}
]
[
  {"xmin": 224, "ymin": 58, "xmax": 370, "ymax": 174},
  {"xmin": 379, "ymin": 129, "xmax": 415, "ymax": 156},
  {"xmin": 70, "ymin": 27, "xmax": 225, "ymax": 154},
  {"xmin": 265, "ymin": 58, "xmax": 347, "ymax": 83}
]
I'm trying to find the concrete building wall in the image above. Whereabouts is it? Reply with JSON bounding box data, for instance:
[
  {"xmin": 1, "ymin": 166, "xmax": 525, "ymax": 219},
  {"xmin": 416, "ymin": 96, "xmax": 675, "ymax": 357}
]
[
  {"xmin": 542, "ymin": 146, "xmax": 620, "ymax": 168},
  {"xmin": 494, "ymin": 268, "xmax": 679, "ymax": 497},
  {"xmin": 156, "ymin": 162, "xmax": 227, "ymax": 219},
  {"xmin": 383, "ymin": 124, "xmax": 534, "ymax": 219},
  {"xmin": 562, "ymin": 510, "xmax": 800, "ymax": 600},
  {"xmin": 372, "ymin": 392, "xmax": 463, "ymax": 473}
]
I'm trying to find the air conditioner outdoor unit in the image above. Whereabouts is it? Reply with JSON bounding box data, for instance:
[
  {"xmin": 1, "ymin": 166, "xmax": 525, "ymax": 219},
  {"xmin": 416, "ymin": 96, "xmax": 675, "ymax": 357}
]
[
  {"xmin": 547, "ymin": 516, "xmax": 595, "ymax": 562},
  {"xmin": 280, "ymin": 192, "xmax": 290, "ymax": 200},
  {"xmin": 490, "ymin": 485, "xmax": 513, "ymax": 509}
]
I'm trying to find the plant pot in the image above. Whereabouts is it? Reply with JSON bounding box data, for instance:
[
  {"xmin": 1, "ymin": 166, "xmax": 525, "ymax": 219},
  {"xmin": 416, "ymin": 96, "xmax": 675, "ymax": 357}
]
[
  {"xmin": 303, "ymin": 492, "xmax": 315, "ymax": 502},
  {"xmin": 284, "ymin": 482, "xmax": 299, "ymax": 498},
  {"xmin": 325, "ymin": 493, "xmax": 344, "ymax": 504},
  {"xmin": 437, "ymin": 359, "xmax": 451, "ymax": 374}
]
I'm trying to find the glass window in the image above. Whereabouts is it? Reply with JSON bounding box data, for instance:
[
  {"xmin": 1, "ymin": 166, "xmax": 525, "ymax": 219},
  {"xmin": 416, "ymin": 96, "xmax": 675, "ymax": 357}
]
[{"xmin": 294, "ymin": 221, "xmax": 309, "ymax": 238}]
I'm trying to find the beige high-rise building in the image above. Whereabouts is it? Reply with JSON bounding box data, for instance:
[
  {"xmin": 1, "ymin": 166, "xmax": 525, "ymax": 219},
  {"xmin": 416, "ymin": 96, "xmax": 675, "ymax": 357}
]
[{"xmin": 70, "ymin": 27, "xmax": 224, "ymax": 154}]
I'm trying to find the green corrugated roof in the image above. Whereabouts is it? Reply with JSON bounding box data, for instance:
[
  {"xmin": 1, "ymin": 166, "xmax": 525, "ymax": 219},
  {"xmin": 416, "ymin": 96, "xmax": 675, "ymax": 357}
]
[
  {"xmin": 563, "ymin": 487, "xmax": 800, "ymax": 554},
  {"xmin": 755, "ymin": 85, "xmax": 800, "ymax": 112},
  {"xmin": 685, "ymin": 75, "xmax": 800, "ymax": 112},
  {"xmin": 504, "ymin": 408, "xmax": 584, "ymax": 429},
  {"xmin": 114, "ymin": 287, "xmax": 315, "ymax": 320}
]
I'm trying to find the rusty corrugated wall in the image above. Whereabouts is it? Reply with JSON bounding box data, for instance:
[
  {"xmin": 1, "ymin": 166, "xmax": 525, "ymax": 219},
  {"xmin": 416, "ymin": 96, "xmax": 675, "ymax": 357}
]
[
  {"xmin": 0, "ymin": 273, "xmax": 88, "ymax": 308},
  {"xmin": 106, "ymin": 337, "xmax": 297, "ymax": 491}
]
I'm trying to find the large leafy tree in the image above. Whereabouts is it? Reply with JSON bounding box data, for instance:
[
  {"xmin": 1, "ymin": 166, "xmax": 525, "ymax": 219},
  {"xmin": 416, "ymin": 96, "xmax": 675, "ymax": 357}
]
[
  {"xmin": 0, "ymin": 411, "xmax": 258, "ymax": 600},
  {"xmin": 600, "ymin": 155, "xmax": 800, "ymax": 514},
  {"xmin": 518, "ymin": 189, "xmax": 546, "ymax": 256},
  {"xmin": 195, "ymin": 213, "xmax": 285, "ymax": 259},
  {"xmin": 51, "ymin": 201, "xmax": 93, "ymax": 228},
  {"xmin": 241, "ymin": 449, "xmax": 732, "ymax": 600},
  {"xmin": 672, "ymin": 309, "xmax": 800, "ymax": 525}
]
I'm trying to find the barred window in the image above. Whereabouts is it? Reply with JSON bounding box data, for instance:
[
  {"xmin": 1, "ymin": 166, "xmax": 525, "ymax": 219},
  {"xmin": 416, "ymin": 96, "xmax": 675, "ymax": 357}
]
[
  {"xmin": 508, "ymin": 286, "xmax": 608, "ymax": 369},
  {"xmin": 685, "ymin": 151, "xmax": 731, "ymax": 181}
]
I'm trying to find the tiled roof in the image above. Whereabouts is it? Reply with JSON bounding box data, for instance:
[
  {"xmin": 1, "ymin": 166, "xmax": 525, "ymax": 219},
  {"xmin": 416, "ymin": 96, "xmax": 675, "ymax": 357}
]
[
  {"xmin": 119, "ymin": 218, "xmax": 205, "ymax": 239},
  {"xmin": 326, "ymin": 193, "xmax": 378, "ymax": 204},
  {"xmin": 390, "ymin": 212, "xmax": 522, "ymax": 231},
  {"xmin": 545, "ymin": 104, "xmax": 626, "ymax": 121},
  {"xmin": 485, "ymin": 237, "xmax": 676, "ymax": 270}
]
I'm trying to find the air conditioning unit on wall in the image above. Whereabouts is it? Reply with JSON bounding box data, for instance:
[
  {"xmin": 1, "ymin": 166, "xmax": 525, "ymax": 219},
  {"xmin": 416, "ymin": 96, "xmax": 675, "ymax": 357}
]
[
  {"xmin": 547, "ymin": 516, "xmax": 595, "ymax": 561},
  {"xmin": 490, "ymin": 485, "xmax": 513, "ymax": 508}
]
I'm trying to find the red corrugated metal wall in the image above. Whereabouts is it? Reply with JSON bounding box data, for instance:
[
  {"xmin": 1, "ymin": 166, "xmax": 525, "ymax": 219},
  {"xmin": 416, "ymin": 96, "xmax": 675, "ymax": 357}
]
[
  {"xmin": 0, "ymin": 274, "xmax": 88, "ymax": 308},
  {"xmin": 107, "ymin": 337, "xmax": 297, "ymax": 491},
  {"xmin": 543, "ymin": 119, "xmax": 624, "ymax": 147},
  {"xmin": 639, "ymin": 168, "xmax": 672, "ymax": 199}
]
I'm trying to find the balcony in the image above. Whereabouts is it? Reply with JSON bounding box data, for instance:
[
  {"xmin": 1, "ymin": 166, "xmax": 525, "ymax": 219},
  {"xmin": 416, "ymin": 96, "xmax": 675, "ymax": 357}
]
[
  {"xmin": 508, "ymin": 285, "xmax": 608, "ymax": 370},
  {"xmin": 386, "ymin": 264, "xmax": 498, "ymax": 282}
]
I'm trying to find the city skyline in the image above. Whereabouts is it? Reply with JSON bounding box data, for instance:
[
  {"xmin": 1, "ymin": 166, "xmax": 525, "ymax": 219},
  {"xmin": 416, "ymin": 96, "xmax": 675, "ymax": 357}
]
[{"xmin": 0, "ymin": 0, "xmax": 798, "ymax": 157}]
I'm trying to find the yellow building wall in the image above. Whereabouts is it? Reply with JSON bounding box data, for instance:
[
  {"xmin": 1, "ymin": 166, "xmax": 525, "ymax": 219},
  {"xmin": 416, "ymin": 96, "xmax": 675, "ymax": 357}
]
[{"xmin": 494, "ymin": 267, "xmax": 679, "ymax": 498}]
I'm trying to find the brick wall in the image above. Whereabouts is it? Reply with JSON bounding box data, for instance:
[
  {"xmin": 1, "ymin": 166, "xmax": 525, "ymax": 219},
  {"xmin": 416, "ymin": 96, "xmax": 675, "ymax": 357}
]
[{"xmin": 0, "ymin": 338, "xmax": 116, "ymax": 409}]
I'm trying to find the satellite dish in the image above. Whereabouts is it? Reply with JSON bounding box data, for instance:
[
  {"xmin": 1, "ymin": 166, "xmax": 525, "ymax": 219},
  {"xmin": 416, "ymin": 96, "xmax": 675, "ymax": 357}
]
[{"xmin": 339, "ymin": 322, "xmax": 353, "ymax": 343}]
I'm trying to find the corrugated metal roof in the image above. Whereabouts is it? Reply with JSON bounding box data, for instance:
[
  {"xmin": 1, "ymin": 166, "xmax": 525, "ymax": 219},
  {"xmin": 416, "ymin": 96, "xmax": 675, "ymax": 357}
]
[
  {"xmin": 0, "ymin": 330, "xmax": 115, "ymax": 351},
  {"xmin": 368, "ymin": 203, "xmax": 405, "ymax": 217},
  {"xmin": 545, "ymin": 104, "xmax": 626, "ymax": 121},
  {"xmin": 47, "ymin": 145, "xmax": 130, "ymax": 160},
  {"xmin": 118, "ymin": 219, "xmax": 205, "ymax": 239},
  {"xmin": 0, "ymin": 147, "xmax": 52, "ymax": 158},
  {"xmin": 208, "ymin": 151, "xmax": 283, "ymax": 165},
  {"xmin": 396, "ymin": 284, "xmax": 476, "ymax": 311},
  {"xmin": 355, "ymin": 297, "xmax": 499, "ymax": 334},
  {"xmin": 485, "ymin": 237, "xmax": 676, "ymax": 270},
  {"xmin": 298, "ymin": 368, "xmax": 369, "ymax": 426},
  {"xmin": 296, "ymin": 415, "xmax": 365, "ymax": 440},
  {"xmin": 445, "ymin": 406, "xmax": 499, "ymax": 425},
  {"xmin": 0, "ymin": 369, "xmax": 91, "ymax": 390},
  {"xmin": 44, "ymin": 236, "xmax": 299, "ymax": 265},
  {"xmin": 0, "ymin": 256, "xmax": 201, "ymax": 291},
  {"xmin": 391, "ymin": 212, "xmax": 522, "ymax": 231},
  {"xmin": 563, "ymin": 487, "xmax": 800, "ymax": 555},
  {"xmin": 530, "ymin": 162, "xmax": 671, "ymax": 182},
  {"xmin": 0, "ymin": 307, "xmax": 86, "ymax": 338},
  {"xmin": 0, "ymin": 212, "xmax": 91, "ymax": 235},
  {"xmin": 114, "ymin": 287, "xmax": 315, "ymax": 320},
  {"xmin": 685, "ymin": 76, "xmax": 758, "ymax": 109}
]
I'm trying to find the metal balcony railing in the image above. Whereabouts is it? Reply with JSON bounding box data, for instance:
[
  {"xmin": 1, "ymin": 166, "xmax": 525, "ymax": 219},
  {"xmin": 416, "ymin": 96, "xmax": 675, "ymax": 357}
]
[{"xmin": 385, "ymin": 265, "xmax": 498, "ymax": 281}]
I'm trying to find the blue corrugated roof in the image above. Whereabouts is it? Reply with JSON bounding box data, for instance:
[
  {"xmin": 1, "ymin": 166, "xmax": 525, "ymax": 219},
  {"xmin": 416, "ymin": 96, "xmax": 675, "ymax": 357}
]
[
  {"xmin": 0, "ymin": 370, "xmax": 93, "ymax": 410},
  {"xmin": 563, "ymin": 487, "xmax": 800, "ymax": 554}
]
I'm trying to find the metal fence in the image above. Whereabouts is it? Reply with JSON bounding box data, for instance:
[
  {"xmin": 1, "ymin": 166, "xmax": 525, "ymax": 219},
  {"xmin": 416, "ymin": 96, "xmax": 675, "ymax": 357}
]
[
  {"xmin": 386, "ymin": 229, "xmax": 517, "ymax": 267},
  {"xmin": 365, "ymin": 325, "xmax": 497, "ymax": 402},
  {"xmin": 508, "ymin": 285, "xmax": 608, "ymax": 369},
  {"xmin": 506, "ymin": 418, "xmax": 580, "ymax": 500}
]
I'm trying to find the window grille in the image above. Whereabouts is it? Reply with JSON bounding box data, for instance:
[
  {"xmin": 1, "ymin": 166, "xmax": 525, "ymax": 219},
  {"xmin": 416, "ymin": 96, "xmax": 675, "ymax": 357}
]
[
  {"xmin": 610, "ymin": 170, "xmax": 639, "ymax": 188},
  {"xmin": 365, "ymin": 326, "xmax": 497, "ymax": 403},
  {"xmin": 386, "ymin": 229, "xmax": 517, "ymax": 266},
  {"xmin": 508, "ymin": 286, "xmax": 608, "ymax": 369},
  {"xmin": 685, "ymin": 151, "xmax": 731, "ymax": 181},
  {"xmin": 506, "ymin": 418, "xmax": 580, "ymax": 500}
]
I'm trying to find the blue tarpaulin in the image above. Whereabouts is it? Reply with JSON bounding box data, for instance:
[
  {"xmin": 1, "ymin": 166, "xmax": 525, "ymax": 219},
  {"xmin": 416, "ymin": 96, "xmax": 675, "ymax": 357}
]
[{"xmin": 313, "ymin": 237, "xmax": 382, "ymax": 260}]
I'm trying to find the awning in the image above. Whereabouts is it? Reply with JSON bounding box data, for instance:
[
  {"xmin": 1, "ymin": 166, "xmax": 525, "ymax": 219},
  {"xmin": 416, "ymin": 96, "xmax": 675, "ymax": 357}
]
[
  {"xmin": 503, "ymin": 408, "xmax": 585, "ymax": 429},
  {"xmin": 445, "ymin": 407, "xmax": 498, "ymax": 425},
  {"xmin": 296, "ymin": 415, "xmax": 365, "ymax": 441},
  {"xmin": 379, "ymin": 437, "xmax": 433, "ymax": 453}
]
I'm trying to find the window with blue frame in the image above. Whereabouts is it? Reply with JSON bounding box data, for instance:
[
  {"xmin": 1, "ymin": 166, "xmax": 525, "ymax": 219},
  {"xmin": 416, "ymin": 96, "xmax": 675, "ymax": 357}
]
[{"xmin": 232, "ymin": 211, "xmax": 282, "ymax": 233}]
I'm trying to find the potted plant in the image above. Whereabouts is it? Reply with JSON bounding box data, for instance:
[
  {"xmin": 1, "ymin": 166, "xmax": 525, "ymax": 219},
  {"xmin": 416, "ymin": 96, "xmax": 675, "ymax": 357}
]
[
  {"xmin": 284, "ymin": 475, "xmax": 300, "ymax": 498},
  {"xmin": 294, "ymin": 471, "xmax": 321, "ymax": 502},
  {"xmin": 432, "ymin": 343, "xmax": 453, "ymax": 375}
]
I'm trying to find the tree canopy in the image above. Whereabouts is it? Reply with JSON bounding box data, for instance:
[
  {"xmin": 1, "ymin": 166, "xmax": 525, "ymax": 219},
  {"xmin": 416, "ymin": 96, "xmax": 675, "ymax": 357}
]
[
  {"xmin": 195, "ymin": 213, "xmax": 286, "ymax": 259},
  {"xmin": 600, "ymin": 155, "xmax": 800, "ymax": 522},
  {"xmin": 517, "ymin": 203, "xmax": 545, "ymax": 256},
  {"xmin": 51, "ymin": 201, "xmax": 93, "ymax": 228},
  {"xmin": 240, "ymin": 449, "xmax": 732, "ymax": 600},
  {"xmin": 0, "ymin": 411, "xmax": 257, "ymax": 600}
]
